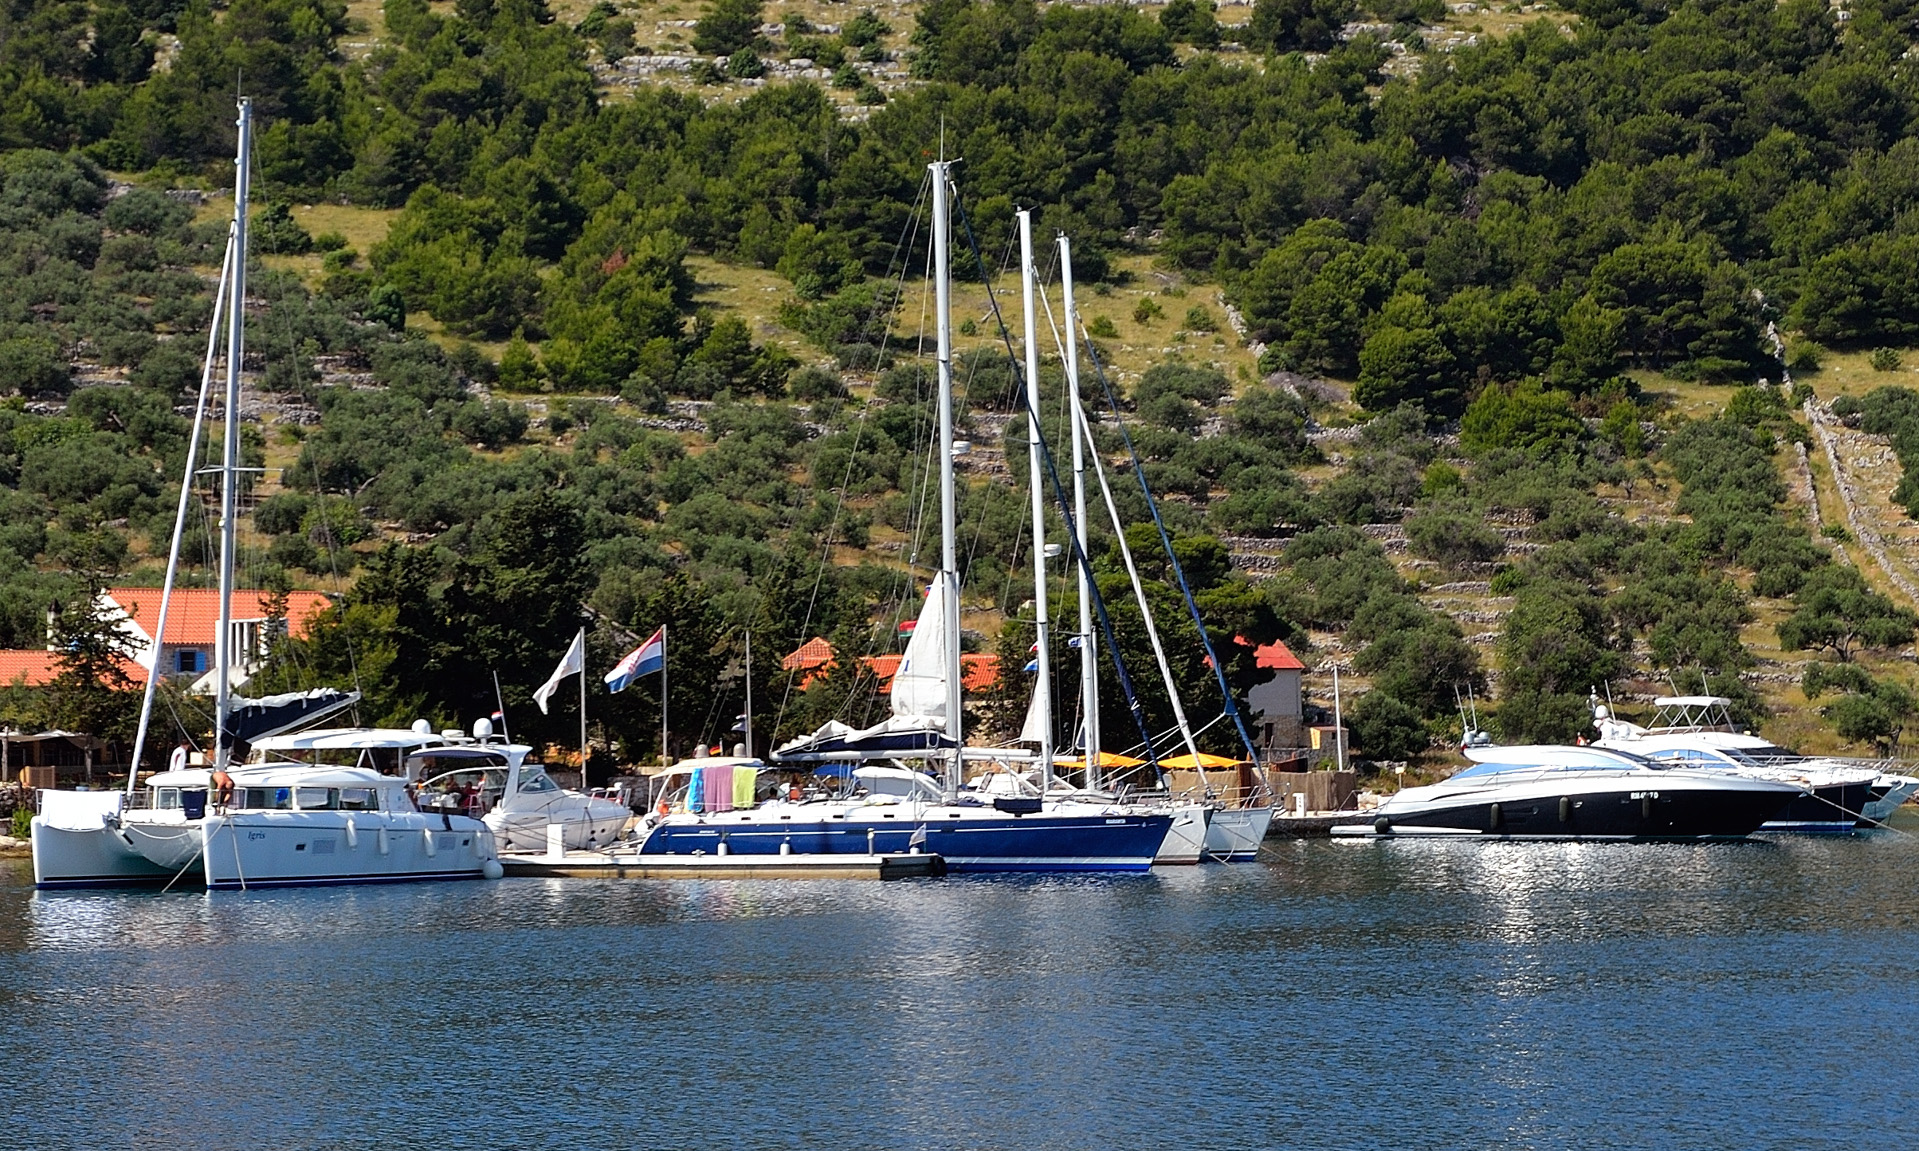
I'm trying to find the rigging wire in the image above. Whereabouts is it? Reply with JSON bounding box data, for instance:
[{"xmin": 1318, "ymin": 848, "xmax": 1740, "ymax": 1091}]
[
  {"xmin": 949, "ymin": 193, "xmax": 1161, "ymax": 767},
  {"xmin": 1076, "ymin": 327, "xmax": 1266, "ymax": 768},
  {"xmin": 769, "ymin": 168, "xmax": 933, "ymax": 742}
]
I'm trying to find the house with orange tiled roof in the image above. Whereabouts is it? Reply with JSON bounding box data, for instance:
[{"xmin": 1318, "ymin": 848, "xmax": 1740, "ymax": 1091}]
[
  {"xmin": 780, "ymin": 638, "xmax": 1002, "ymax": 695},
  {"xmin": 862, "ymin": 651, "xmax": 1000, "ymax": 693},
  {"xmin": 0, "ymin": 649, "xmax": 66, "ymax": 688},
  {"xmin": 781, "ymin": 636, "xmax": 837, "ymax": 687},
  {"xmin": 1244, "ymin": 636, "xmax": 1306, "ymax": 756},
  {"xmin": 99, "ymin": 587, "xmax": 333, "ymax": 686}
]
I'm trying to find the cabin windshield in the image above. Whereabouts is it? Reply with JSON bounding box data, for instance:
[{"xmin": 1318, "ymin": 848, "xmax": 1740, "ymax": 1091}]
[
  {"xmin": 1452, "ymin": 754, "xmax": 1651, "ymax": 781},
  {"xmin": 517, "ymin": 767, "xmax": 558, "ymax": 794},
  {"xmin": 1644, "ymin": 747, "xmax": 1745, "ymax": 769},
  {"xmin": 418, "ymin": 767, "xmax": 508, "ymax": 816}
]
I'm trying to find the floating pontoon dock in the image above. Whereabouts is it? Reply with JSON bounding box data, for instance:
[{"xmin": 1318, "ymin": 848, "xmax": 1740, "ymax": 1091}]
[{"xmin": 497, "ymin": 848, "xmax": 947, "ymax": 880}]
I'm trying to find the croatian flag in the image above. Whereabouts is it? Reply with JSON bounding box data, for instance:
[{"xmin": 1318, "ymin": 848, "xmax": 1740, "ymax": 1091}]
[{"xmin": 604, "ymin": 627, "xmax": 665, "ymax": 693}]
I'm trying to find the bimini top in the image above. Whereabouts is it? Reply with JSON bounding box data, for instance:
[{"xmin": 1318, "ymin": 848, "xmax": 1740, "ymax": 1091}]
[
  {"xmin": 1454, "ymin": 745, "xmax": 1657, "ymax": 781},
  {"xmin": 253, "ymin": 728, "xmax": 455, "ymax": 752},
  {"xmin": 645, "ymin": 756, "xmax": 766, "ymax": 780},
  {"xmin": 405, "ymin": 745, "xmax": 532, "ymax": 769},
  {"xmin": 144, "ymin": 763, "xmax": 403, "ymax": 789},
  {"xmin": 1651, "ymin": 695, "xmax": 1735, "ymax": 709}
]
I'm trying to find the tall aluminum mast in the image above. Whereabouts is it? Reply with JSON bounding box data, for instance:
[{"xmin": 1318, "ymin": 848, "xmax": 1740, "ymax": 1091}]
[
  {"xmin": 930, "ymin": 161, "xmax": 963, "ymax": 804},
  {"xmin": 1060, "ymin": 235, "xmax": 1098, "ymax": 790},
  {"xmin": 1017, "ymin": 210, "xmax": 1053, "ymax": 794},
  {"xmin": 214, "ymin": 98, "xmax": 252, "ymax": 771}
]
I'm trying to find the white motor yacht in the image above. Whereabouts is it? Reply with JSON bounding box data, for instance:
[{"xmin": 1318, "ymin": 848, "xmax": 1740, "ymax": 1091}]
[{"xmin": 1593, "ymin": 697, "xmax": 1897, "ymax": 831}]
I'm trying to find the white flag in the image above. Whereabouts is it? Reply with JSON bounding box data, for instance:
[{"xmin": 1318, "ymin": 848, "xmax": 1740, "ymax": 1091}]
[{"xmin": 533, "ymin": 628, "xmax": 586, "ymax": 714}]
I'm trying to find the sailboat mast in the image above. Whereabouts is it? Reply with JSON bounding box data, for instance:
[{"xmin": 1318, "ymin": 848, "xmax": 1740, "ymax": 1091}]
[
  {"xmin": 1060, "ymin": 235, "xmax": 1099, "ymax": 790},
  {"xmin": 125, "ymin": 232, "xmax": 236, "ymax": 796},
  {"xmin": 1017, "ymin": 211, "xmax": 1054, "ymax": 795},
  {"xmin": 930, "ymin": 161, "xmax": 963, "ymax": 803},
  {"xmin": 214, "ymin": 98, "xmax": 251, "ymax": 771}
]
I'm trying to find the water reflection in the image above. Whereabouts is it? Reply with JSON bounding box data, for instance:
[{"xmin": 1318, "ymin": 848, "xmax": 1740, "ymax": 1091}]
[{"xmin": 5, "ymin": 824, "xmax": 1919, "ymax": 1149}]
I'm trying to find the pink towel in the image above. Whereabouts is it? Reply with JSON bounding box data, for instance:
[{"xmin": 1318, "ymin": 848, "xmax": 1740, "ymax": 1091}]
[{"xmin": 705, "ymin": 764, "xmax": 735, "ymax": 813}]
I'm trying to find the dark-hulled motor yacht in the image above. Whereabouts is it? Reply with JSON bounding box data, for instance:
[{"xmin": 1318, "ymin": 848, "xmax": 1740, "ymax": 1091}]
[{"xmin": 1332, "ymin": 746, "xmax": 1804, "ymax": 841}]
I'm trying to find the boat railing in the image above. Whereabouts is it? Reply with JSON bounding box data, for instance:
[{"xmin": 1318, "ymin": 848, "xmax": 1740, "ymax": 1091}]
[{"xmin": 1739, "ymin": 752, "xmax": 1912, "ymax": 773}]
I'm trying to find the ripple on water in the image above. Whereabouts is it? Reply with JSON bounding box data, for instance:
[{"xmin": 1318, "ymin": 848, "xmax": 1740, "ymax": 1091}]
[{"xmin": 4, "ymin": 823, "xmax": 1919, "ymax": 1151}]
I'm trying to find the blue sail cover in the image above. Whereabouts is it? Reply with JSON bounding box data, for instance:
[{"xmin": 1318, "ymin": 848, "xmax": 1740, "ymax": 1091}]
[
  {"xmin": 772, "ymin": 717, "xmax": 956, "ymax": 762},
  {"xmin": 222, "ymin": 688, "xmax": 362, "ymax": 744}
]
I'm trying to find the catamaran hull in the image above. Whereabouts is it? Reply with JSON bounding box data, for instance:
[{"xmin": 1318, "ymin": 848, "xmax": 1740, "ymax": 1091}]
[
  {"xmin": 1334, "ymin": 781, "xmax": 1797, "ymax": 841},
  {"xmin": 195, "ymin": 813, "xmax": 494, "ymax": 889},
  {"xmin": 640, "ymin": 811, "xmax": 1171, "ymax": 872},
  {"xmin": 31, "ymin": 819, "xmax": 176, "ymax": 889},
  {"xmin": 1204, "ymin": 806, "xmax": 1273, "ymax": 861}
]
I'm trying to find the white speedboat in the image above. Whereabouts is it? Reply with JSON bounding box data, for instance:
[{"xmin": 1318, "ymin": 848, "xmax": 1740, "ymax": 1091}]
[
  {"xmin": 1333, "ymin": 745, "xmax": 1802, "ymax": 840},
  {"xmin": 412, "ymin": 738, "xmax": 632, "ymax": 852}
]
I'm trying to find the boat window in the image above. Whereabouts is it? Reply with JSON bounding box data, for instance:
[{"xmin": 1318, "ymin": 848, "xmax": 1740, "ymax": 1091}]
[
  {"xmin": 338, "ymin": 787, "xmax": 378, "ymax": 811},
  {"xmin": 156, "ymin": 788, "xmax": 180, "ymax": 809},
  {"xmin": 295, "ymin": 787, "xmax": 336, "ymax": 810},
  {"xmin": 238, "ymin": 787, "xmax": 291, "ymax": 810},
  {"xmin": 518, "ymin": 768, "xmax": 558, "ymax": 794},
  {"xmin": 1648, "ymin": 748, "xmax": 1731, "ymax": 767}
]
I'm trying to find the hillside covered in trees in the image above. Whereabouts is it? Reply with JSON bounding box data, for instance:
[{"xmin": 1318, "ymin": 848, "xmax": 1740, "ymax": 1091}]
[{"xmin": 5, "ymin": 0, "xmax": 1919, "ymax": 772}]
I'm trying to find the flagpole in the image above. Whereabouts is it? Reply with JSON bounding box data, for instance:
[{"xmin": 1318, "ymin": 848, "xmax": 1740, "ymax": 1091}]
[
  {"xmin": 744, "ymin": 629, "xmax": 753, "ymax": 759},
  {"xmin": 660, "ymin": 623, "xmax": 669, "ymax": 767},
  {"xmin": 578, "ymin": 628, "xmax": 588, "ymax": 787},
  {"xmin": 492, "ymin": 670, "xmax": 512, "ymax": 742}
]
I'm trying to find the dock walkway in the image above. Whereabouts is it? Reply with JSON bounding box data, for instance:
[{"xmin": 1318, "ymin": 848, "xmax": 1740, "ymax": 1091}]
[{"xmin": 498, "ymin": 848, "xmax": 947, "ymax": 880}]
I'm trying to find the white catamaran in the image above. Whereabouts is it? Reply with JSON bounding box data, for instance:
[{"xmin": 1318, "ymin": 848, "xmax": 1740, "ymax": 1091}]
[{"xmin": 31, "ymin": 99, "xmax": 499, "ymax": 890}]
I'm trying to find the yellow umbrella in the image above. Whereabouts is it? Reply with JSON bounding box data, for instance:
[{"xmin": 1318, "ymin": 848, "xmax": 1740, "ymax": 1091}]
[
  {"xmin": 1158, "ymin": 752, "xmax": 1246, "ymax": 770},
  {"xmin": 1053, "ymin": 750, "xmax": 1147, "ymax": 770}
]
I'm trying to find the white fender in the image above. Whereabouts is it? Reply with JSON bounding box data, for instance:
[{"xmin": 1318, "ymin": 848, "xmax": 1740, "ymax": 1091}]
[
  {"xmin": 376, "ymin": 824, "xmax": 389, "ymax": 856},
  {"xmin": 344, "ymin": 818, "xmax": 358, "ymax": 849},
  {"xmin": 422, "ymin": 826, "xmax": 437, "ymax": 858}
]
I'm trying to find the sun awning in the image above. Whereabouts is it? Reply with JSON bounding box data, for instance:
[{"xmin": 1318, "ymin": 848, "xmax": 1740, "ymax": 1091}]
[
  {"xmin": 1053, "ymin": 750, "xmax": 1147, "ymax": 769},
  {"xmin": 1158, "ymin": 752, "xmax": 1246, "ymax": 770}
]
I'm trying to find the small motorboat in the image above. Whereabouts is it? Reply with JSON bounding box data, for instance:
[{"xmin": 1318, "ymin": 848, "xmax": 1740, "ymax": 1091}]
[{"xmin": 409, "ymin": 730, "xmax": 633, "ymax": 853}]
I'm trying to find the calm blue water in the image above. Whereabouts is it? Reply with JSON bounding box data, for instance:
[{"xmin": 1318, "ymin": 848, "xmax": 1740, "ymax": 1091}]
[{"xmin": 6, "ymin": 817, "xmax": 1919, "ymax": 1150}]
